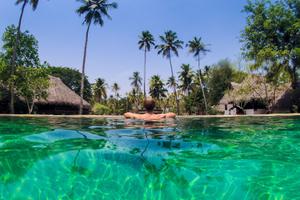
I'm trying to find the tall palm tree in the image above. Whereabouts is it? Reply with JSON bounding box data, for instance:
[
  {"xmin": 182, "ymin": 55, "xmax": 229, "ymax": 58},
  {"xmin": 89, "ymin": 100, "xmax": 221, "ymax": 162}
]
[
  {"xmin": 93, "ymin": 78, "xmax": 107, "ymax": 103},
  {"xmin": 9, "ymin": 0, "xmax": 42, "ymax": 114},
  {"xmin": 187, "ymin": 37, "xmax": 210, "ymax": 114},
  {"xmin": 111, "ymin": 82, "xmax": 120, "ymax": 114},
  {"xmin": 166, "ymin": 76, "xmax": 177, "ymax": 110},
  {"xmin": 129, "ymin": 71, "xmax": 142, "ymax": 109},
  {"xmin": 129, "ymin": 71, "xmax": 142, "ymax": 92},
  {"xmin": 138, "ymin": 31, "xmax": 155, "ymax": 98},
  {"xmin": 156, "ymin": 30, "xmax": 183, "ymax": 114},
  {"xmin": 77, "ymin": 0, "xmax": 118, "ymax": 114},
  {"xmin": 149, "ymin": 75, "xmax": 167, "ymax": 100},
  {"xmin": 111, "ymin": 82, "xmax": 120, "ymax": 99},
  {"xmin": 178, "ymin": 64, "xmax": 194, "ymax": 96}
]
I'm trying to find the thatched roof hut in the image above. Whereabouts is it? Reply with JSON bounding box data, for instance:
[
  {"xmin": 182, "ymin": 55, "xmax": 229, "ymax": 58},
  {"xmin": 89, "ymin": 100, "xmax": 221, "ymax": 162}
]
[
  {"xmin": 34, "ymin": 76, "xmax": 90, "ymax": 114},
  {"xmin": 36, "ymin": 76, "xmax": 89, "ymax": 108},
  {"xmin": 0, "ymin": 76, "xmax": 91, "ymax": 114},
  {"xmin": 218, "ymin": 75, "xmax": 292, "ymax": 113}
]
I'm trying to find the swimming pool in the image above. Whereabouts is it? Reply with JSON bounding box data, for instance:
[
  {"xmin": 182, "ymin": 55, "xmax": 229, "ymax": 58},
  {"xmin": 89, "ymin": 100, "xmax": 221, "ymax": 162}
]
[{"xmin": 0, "ymin": 116, "xmax": 299, "ymax": 199}]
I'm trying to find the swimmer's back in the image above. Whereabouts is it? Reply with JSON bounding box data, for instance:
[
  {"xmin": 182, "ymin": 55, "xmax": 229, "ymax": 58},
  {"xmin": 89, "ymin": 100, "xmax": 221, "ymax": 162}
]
[{"xmin": 124, "ymin": 112, "xmax": 176, "ymax": 121}]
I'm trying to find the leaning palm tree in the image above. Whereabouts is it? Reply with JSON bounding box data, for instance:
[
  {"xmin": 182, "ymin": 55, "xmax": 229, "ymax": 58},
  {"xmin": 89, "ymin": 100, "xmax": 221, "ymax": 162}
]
[
  {"xmin": 156, "ymin": 30, "xmax": 183, "ymax": 114},
  {"xmin": 138, "ymin": 31, "xmax": 155, "ymax": 98},
  {"xmin": 93, "ymin": 78, "xmax": 107, "ymax": 103},
  {"xmin": 187, "ymin": 37, "xmax": 210, "ymax": 114},
  {"xmin": 9, "ymin": 0, "xmax": 42, "ymax": 114},
  {"xmin": 178, "ymin": 64, "xmax": 194, "ymax": 96},
  {"xmin": 77, "ymin": 0, "xmax": 118, "ymax": 114}
]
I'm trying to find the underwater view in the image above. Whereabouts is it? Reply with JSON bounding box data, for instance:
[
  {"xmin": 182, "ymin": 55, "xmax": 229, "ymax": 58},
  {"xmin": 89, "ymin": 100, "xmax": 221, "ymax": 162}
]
[{"xmin": 0, "ymin": 116, "xmax": 300, "ymax": 199}]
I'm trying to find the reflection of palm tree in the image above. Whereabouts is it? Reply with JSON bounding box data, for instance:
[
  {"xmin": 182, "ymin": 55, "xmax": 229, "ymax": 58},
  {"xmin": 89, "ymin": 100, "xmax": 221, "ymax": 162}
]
[
  {"xmin": 77, "ymin": 0, "xmax": 118, "ymax": 114},
  {"xmin": 187, "ymin": 37, "xmax": 210, "ymax": 113},
  {"xmin": 138, "ymin": 31, "xmax": 155, "ymax": 98},
  {"xmin": 156, "ymin": 31, "xmax": 184, "ymax": 114},
  {"xmin": 141, "ymin": 126, "xmax": 150, "ymax": 158}
]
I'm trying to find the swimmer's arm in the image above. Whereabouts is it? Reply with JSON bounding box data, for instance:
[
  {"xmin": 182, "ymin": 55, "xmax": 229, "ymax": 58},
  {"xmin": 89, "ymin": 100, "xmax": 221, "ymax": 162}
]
[
  {"xmin": 124, "ymin": 112, "xmax": 136, "ymax": 119},
  {"xmin": 164, "ymin": 112, "xmax": 176, "ymax": 118},
  {"xmin": 124, "ymin": 112, "xmax": 142, "ymax": 119},
  {"xmin": 157, "ymin": 112, "xmax": 176, "ymax": 119}
]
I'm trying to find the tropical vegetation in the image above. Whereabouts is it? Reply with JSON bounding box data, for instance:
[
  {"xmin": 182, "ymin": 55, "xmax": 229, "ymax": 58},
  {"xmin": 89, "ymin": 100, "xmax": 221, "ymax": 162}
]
[
  {"xmin": 76, "ymin": 0, "xmax": 118, "ymax": 114},
  {"xmin": 0, "ymin": 0, "xmax": 299, "ymax": 115}
]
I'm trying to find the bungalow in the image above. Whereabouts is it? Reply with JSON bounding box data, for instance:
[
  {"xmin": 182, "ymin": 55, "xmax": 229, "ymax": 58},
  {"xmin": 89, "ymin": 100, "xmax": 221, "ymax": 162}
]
[
  {"xmin": 217, "ymin": 76, "xmax": 294, "ymax": 115},
  {"xmin": 0, "ymin": 76, "xmax": 90, "ymax": 114}
]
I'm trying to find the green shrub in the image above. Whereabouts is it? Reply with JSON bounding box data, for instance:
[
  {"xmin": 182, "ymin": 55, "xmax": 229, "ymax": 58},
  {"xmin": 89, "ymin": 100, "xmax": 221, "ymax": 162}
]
[{"xmin": 92, "ymin": 103, "xmax": 111, "ymax": 115}]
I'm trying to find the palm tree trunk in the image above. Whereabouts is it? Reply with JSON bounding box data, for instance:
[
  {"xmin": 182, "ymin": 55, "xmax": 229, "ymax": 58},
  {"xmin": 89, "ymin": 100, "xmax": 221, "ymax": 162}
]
[
  {"xmin": 79, "ymin": 22, "xmax": 91, "ymax": 115},
  {"xmin": 169, "ymin": 56, "xmax": 180, "ymax": 115},
  {"xmin": 9, "ymin": 0, "xmax": 27, "ymax": 114},
  {"xmin": 198, "ymin": 54, "xmax": 208, "ymax": 114},
  {"xmin": 143, "ymin": 47, "xmax": 147, "ymax": 98}
]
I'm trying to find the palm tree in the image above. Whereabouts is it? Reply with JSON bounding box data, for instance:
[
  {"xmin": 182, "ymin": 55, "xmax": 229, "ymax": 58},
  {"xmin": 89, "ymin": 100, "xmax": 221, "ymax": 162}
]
[
  {"xmin": 129, "ymin": 71, "xmax": 142, "ymax": 109},
  {"xmin": 156, "ymin": 30, "xmax": 183, "ymax": 114},
  {"xmin": 77, "ymin": 0, "xmax": 118, "ymax": 114},
  {"xmin": 178, "ymin": 64, "xmax": 194, "ymax": 96},
  {"xmin": 111, "ymin": 82, "xmax": 120, "ymax": 114},
  {"xmin": 167, "ymin": 76, "xmax": 177, "ymax": 89},
  {"xmin": 129, "ymin": 71, "xmax": 142, "ymax": 92},
  {"xmin": 149, "ymin": 75, "xmax": 167, "ymax": 100},
  {"xmin": 166, "ymin": 76, "xmax": 177, "ymax": 111},
  {"xmin": 111, "ymin": 82, "xmax": 120, "ymax": 99},
  {"xmin": 187, "ymin": 37, "xmax": 210, "ymax": 114},
  {"xmin": 93, "ymin": 78, "xmax": 107, "ymax": 103},
  {"xmin": 138, "ymin": 31, "xmax": 155, "ymax": 98},
  {"xmin": 9, "ymin": 0, "xmax": 42, "ymax": 114}
]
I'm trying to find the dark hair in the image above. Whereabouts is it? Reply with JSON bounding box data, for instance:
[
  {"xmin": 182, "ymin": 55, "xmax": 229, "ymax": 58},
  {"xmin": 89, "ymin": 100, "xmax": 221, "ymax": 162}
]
[{"xmin": 144, "ymin": 98, "xmax": 155, "ymax": 112}]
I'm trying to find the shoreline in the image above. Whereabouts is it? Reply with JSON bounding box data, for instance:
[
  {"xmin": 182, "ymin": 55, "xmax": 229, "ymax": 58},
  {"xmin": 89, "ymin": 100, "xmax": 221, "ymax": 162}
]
[{"xmin": 1, "ymin": 113, "xmax": 300, "ymax": 119}]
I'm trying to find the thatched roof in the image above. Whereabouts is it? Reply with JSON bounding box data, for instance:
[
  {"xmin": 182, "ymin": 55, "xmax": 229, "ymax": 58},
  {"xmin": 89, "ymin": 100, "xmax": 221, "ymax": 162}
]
[
  {"xmin": 36, "ymin": 76, "xmax": 90, "ymax": 108},
  {"xmin": 219, "ymin": 75, "xmax": 291, "ymax": 105}
]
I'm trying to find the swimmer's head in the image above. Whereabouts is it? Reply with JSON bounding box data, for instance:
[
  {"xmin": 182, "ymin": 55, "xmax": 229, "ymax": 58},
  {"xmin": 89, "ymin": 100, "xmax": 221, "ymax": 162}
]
[{"xmin": 144, "ymin": 98, "xmax": 155, "ymax": 112}]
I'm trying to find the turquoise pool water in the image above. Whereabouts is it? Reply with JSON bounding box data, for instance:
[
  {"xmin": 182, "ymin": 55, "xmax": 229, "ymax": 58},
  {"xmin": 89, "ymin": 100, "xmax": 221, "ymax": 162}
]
[{"xmin": 0, "ymin": 116, "xmax": 300, "ymax": 199}]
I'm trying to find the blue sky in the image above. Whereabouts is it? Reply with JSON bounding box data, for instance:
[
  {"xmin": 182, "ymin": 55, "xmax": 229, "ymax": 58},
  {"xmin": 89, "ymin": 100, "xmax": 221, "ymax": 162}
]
[{"xmin": 0, "ymin": 0, "xmax": 247, "ymax": 95}]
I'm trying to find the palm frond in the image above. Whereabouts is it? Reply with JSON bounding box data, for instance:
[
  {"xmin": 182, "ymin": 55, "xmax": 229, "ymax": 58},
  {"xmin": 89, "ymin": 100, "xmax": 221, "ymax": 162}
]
[{"xmin": 77, "ymin": 0, "xmax": 118, "ymax": 26}]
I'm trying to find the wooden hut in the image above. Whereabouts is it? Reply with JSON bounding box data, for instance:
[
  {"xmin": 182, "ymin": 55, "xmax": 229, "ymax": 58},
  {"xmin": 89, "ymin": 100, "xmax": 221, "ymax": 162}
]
[
  {"xmin": 0, "ymin": 76, "xmax": 90, "ymax": 114},
  {"xmin": 217, "ymin": 76, "xmax": 292, "ymax": 115},
  {"xmin": 34, "ymin": 76, "xmax": 90, "ymax": 114}
]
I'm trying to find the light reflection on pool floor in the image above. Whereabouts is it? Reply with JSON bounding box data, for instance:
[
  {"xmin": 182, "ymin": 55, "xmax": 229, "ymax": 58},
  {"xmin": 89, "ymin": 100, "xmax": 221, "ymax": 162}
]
[{"xmin": 0, "ymin": 116, "xmax": 300, "ymax": 199}]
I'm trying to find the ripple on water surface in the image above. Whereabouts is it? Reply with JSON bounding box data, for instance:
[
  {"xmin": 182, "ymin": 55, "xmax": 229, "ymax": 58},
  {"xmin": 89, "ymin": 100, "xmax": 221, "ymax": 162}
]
[{"xmin": 0, "ymin": 116, "xmax": 300, "ymax": 199}]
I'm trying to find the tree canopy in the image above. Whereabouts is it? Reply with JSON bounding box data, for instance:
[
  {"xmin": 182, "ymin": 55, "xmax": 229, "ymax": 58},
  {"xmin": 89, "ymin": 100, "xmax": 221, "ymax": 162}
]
[
  {"xmin": 15, "ymin": 66, "xmax": 49, "ymax": 114},
  {"xmin": 0, "ymin": 25, "xmax": 39, "ymax": 68},
  {"xmin": 46, "ymin": 66, "xmax": 92, "ymax": 102},
  {"xmin": 242, "ymin": 0, "xmax": 300, "ymax": 88},
  {"xmin": 207, "ymin": 59, "xmax": 243, "ymax": 105}
]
